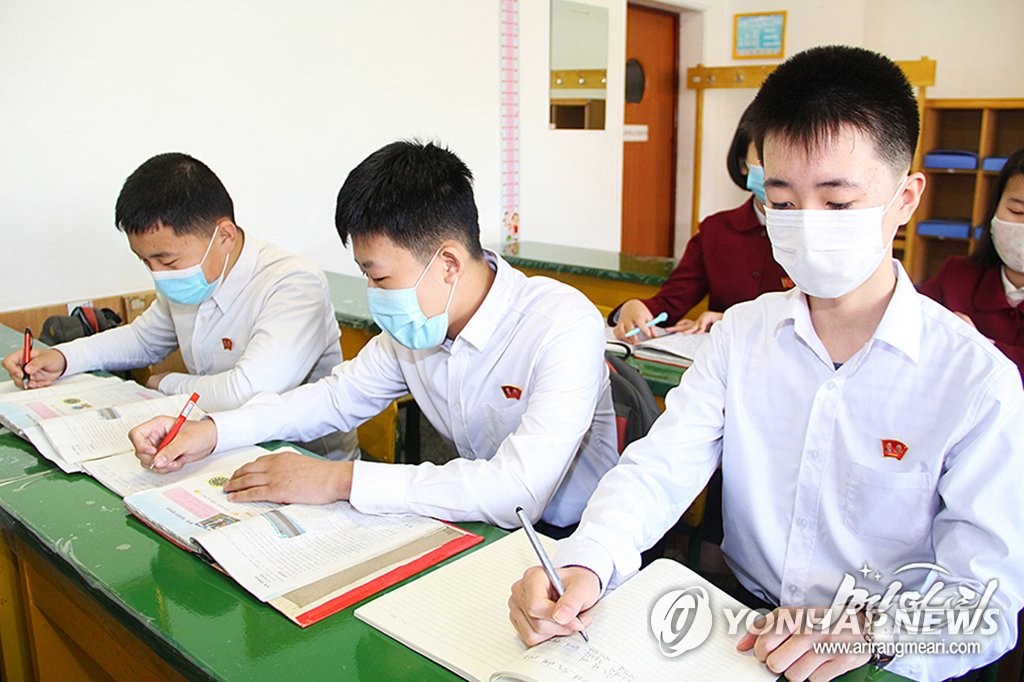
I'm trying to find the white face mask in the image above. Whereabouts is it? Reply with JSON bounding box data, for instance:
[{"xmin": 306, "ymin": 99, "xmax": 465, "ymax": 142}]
[
  {"xmin": 765, "ymin": 179, "xmax": 906, "ymax": 299},
  {"xmin": 991, "ymin": 216, "xmax": 1024, "ymax": 273}
]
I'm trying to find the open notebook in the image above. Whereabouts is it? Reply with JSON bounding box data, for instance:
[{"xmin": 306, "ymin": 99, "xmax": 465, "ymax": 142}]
[
  {"xmin": 605, "ymin": 327, "xmax": 709, "ymax": 368},
  {"xmin": 356, "ymin": 530, "xmax": 774, "ymax": 681},
  {"xmin": 124, "ymin": 454, "xmax": 482, "ymax": 627}
]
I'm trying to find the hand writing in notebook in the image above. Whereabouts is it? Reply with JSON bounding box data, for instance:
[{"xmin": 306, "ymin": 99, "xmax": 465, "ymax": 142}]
[
  {"xmin": 508, "ymin": 564, "xmax": 600, "ymax": 646},
  {"xmin": 2, "ymin": 347, "xmax": 67, "ymax": 390},
  {"xmin": 129, "ymin": 416, "xmax": 217, "ymax": 472}
]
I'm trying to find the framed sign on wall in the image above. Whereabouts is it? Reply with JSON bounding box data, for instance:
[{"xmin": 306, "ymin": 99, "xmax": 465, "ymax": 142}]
[{"xmin": 733, "ymin": 11, "xmax": 786, "ymax": 60}]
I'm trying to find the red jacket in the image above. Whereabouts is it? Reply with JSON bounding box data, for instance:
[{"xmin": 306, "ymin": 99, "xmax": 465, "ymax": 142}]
[
  {"xmin": 612, "ymin": 198, "xmax": 790, "ymax": 324},
  {"xmin": 918, "ymin": 256, "xmax": 1024, "ymax": 380}
]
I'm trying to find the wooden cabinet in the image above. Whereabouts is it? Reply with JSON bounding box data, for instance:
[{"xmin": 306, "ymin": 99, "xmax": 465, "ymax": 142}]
[{"xmin": 905, "ymin": 98, "xmax": 1024, "ymax": 282}]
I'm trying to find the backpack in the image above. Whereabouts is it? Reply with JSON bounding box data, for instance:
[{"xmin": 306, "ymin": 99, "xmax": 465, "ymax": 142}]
[
  {"xmin": 39, "ymin": 306, "xmax": 123, "ymax": 345},
  {"xmin": 604, "ymin": 351, "xmax": 661, "ymax": 453}
]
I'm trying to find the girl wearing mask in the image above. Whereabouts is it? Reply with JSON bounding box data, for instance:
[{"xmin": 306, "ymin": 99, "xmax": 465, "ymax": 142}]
[
  {"xmin": 610, "ymin": 105, "xmax": 790, "ymax": 342},
  {"xmin": 918, "ymin": 145, "xmax": 1024, "ymax": 379}
]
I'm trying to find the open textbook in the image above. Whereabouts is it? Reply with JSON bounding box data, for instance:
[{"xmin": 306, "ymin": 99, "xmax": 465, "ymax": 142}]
[
  {"xmin": 0, "ymin": 374, "xmax": 203, "ymax": 473},
  {"xmin": 356, "ymin": 530, "xmax": 773, "ymax": 682},
  {"xmin": 124, "ymin": 456, "xmax": 483, "ymax": 627},
  {"xmin": 605, "ymin": 327, "xmax": 709, "ymax": 368}
]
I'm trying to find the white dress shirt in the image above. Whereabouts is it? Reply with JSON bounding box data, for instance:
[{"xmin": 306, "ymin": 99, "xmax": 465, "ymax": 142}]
[
  {"xmin": 557, "ymin": 261, "xmax": 1024, "ymax": 681},
  {"xmin": 1001, "ymin": 266, "xmax": 1024, "ymax": 307},
  {"xmin": 212, "ymin": 251, "xmax": 619, "ymax": 528},
  {"xmin": 60, "ymin": 236, "xmax": 343, "ymax": 413}
]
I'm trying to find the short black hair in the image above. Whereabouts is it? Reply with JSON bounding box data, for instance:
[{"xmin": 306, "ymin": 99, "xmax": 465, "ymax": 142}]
[
  {"xmin": 115, "ymin": 153, "xmax": 234, "ymax": 236},
  {"xmin": 747, "ymin": 45, "xmax": 920, "ymax": 175},
  {"xmin": 726, "ymin": 103, "xmax": 757, "ymax": 191},
  {"xmin": 969, "ymin": 145, "xmax": 1024, "ymax": 268},
  {"xmin": 335, "ymin": 140, "xmax": 484, "ymax": 261}
]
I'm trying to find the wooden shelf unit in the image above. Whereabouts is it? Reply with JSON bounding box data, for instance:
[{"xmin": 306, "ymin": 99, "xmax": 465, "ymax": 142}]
[{"xmin": 906, "ymin": 98, "xmax": 1024, "ymax": 282}]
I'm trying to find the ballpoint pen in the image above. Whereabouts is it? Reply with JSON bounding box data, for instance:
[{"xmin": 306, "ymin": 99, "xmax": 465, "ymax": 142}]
[
  {"xmin": 624, "ymin": 311, "xmax": 668, "ymax": 338},
  {"xmin": 515, "ymin": 506, "xmax": 590, "ymax": 643},
  {"xmin": 151, "ymin": 392, "xmax": 200, "ymax": 469},
  {"xmin": 21, "ymin": 328, "xmax": 33, "ymax": 389}
]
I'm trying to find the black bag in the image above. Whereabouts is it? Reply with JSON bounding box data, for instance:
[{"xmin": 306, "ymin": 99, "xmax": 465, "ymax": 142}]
[{"xmin": 39, "ymin": 306, "xmax": 123, "ymax": 345}]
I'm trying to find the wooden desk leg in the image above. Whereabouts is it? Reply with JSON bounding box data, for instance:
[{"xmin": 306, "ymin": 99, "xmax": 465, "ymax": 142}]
[{"xmin": 0, "ymin": 526, "xmax": 33, "ymax": 682}]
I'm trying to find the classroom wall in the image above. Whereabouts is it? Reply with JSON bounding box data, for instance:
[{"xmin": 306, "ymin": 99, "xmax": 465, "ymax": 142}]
[
  {"xmin": 0, "ymin": 0, "xmax": 633, "ymax": 313},
  {"xmin": 3, "ymin": 1, "xmax": 1021, "ymax": 312},
  {"xmin": 683, "ymin": 0, "xmax": 1024, "ymax": 258},
  {"xmin": 1, "ymin": 0, "xmax": 506, "ymax": 311}
]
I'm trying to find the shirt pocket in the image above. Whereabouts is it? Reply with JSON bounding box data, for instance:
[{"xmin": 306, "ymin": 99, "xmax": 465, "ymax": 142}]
[
  {"xmin": 843, "ymin": 461, "xmax": 935, "ymax": 544},
  {"xmin": 483, "ymin": 401, "xmax": 527, "ymax": 454},
  {"xmin": 208, "ymin": 346, "xmax": 243, "ymax": 373}
]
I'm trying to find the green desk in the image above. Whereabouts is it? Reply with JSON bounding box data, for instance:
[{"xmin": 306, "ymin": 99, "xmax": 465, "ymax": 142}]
[
  {"xmin": 0, "ymin": 432, "xmax": 505, "ymax": 680},
  {"xmin": 499, "ymin": 242, "xmax": 677, "ymax": 316}
]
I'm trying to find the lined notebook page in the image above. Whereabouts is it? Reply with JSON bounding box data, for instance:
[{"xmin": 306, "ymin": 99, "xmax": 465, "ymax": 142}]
[
  {"xmin": 356, "ymin": 529, "xmax": 552, "ymax": 681},
  {"xmin": 494, "ymin": 559, "xmax": 774, "ymax": 682},
  {"xmin": 357, "ymin": 532, "xmax": 774, "ymax": 682}
]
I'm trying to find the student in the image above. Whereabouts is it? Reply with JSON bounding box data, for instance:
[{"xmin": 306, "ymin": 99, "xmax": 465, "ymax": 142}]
[
  {"xmin": 2, "ymin": 152, "xmax": 359, "ymax": 459},
  {"xmin": 128, "ymin": 141, "xmax": 618, "ymax": 534},
  {"xmin": 918, "ymin": 145, "xmax": 1024, "ymax": 379},
  {"xmin": 611, "ymin": 105, "xmax": 789, "ymax": 341},
  {"xmin": 509, "ymin": 46, "xmax": 1024, "ymax": 681}
]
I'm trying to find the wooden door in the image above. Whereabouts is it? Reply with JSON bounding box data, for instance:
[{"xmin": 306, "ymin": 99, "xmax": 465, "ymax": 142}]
[{"xmin": 621, "ymin": 4, "xmax": 678, "ymax": 258}]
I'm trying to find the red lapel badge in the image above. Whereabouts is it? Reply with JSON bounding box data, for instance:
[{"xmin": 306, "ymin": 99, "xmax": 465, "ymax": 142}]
[
  {"xmin": 881, "ymin": 439, "xmax": 908, "ymax": 461},
  {"xmin": 501, "ymin": 385, "xmax": 522, "ymax": 400},
  {"xmin": 221, "ymin": 337, "xmax": 233, "ymax": 351}
]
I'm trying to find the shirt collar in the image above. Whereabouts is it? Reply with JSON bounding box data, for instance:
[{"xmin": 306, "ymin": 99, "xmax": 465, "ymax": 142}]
[
  {"xmin": 1000, "ymin": 266, "xmax": 1024, "ymax": 307},
  {"xmin": 774, "ymin": 259, "xmax": 921, "ymax": 366},
  {"xmin": 211, "ymin": 234, "xmax": 257, "ymax": 312},
  {"xmin": 870, "ymin": 260, "xmax": 922, "ymax": 365},
  {"xmin": 451, "ymin": 249, "xmax": 504, "ymax": 352}
]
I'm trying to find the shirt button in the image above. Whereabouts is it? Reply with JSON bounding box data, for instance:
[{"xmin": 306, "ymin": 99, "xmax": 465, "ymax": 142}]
[
  {"xmin": 789, "ymin": 585, "xmax": 799, "ymax": 594},
  {"xmin": 798, "ymin": 518, "xmax": 808, "ymax": 528},
  {"xmin": 809, "ymin": 450, "xmax": 820, "ymax": 460},
  {"xmin": 752, "ymin": 270, "xmax": 762, "ymax": 279},
  {"xmin": 826, "ymin": 380, "xmax": 837, "ymax": 390}
]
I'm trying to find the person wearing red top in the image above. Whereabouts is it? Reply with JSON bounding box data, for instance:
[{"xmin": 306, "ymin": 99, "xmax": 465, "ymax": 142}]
[
  {"xmin": 610, "ymin": 106, "xmax": 790, "ymax": 341},
  {"xmin": 918, "ymin": 146, "xmax": 1024, "ymax": 380}
]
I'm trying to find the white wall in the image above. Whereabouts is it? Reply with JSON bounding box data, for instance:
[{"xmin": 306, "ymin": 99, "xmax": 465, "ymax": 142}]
[
  {"xmin": 0, "ymin": 0, "xmax": 501, "ymax": 311},
  {"xmin": 3, "ymin": 1, "xmax": 1022, "ymax": 311},
  {"xmin": 863, "ymin": 0, "xmax": 1022, "ymax": 99}
]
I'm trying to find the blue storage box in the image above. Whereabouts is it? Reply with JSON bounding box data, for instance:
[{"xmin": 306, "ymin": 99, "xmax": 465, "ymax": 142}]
[
  {"xmin": 923, "ymin": 149, "xmax": 978, "ymax": 170},
  {"xmin": 982, "ymin": 156, "xmax": 1007, "ymax": 172},
  {"xmin": 917, "ymin": 219, "xmax": 971, "ymax": 239}
]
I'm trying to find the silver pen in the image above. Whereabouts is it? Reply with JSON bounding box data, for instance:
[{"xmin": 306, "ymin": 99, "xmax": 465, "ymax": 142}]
[{"xmin": 515, "ymin": 506, "xmax": 590, "ymax": 643}]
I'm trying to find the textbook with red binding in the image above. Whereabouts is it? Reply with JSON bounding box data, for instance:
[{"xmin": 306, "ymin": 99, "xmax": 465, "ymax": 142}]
[{"xmin": 124, "ymin": 454, "xmax": 482, "ymax": 627}]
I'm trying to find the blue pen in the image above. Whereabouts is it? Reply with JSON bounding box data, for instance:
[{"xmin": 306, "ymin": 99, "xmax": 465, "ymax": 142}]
[{"xmin": 624, "ymin": 311, "xmax": 668, "ymax": 338}]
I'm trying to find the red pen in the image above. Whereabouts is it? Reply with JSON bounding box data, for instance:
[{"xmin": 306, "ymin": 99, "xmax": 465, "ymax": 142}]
[
  {"xmin": 22, "ymin": 328, "xmax": 32, "ymax": 389},
  {"xmin": 155, "ymin": 392, "xmax": 201, "ymax": 455}
]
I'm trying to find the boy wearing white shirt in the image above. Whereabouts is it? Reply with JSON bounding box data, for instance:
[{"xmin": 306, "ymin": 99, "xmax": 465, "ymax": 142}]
[
  {"xmin": 509, "ymin": 46, "xmax": 1024, "ymax": 681},
  {"xmin": 3, "ymin": 153, "xmax": 358, "ymax": 459},
  {"xmin": 128, "ymin": 141, "xmax": 619, "ymax": 533}
]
